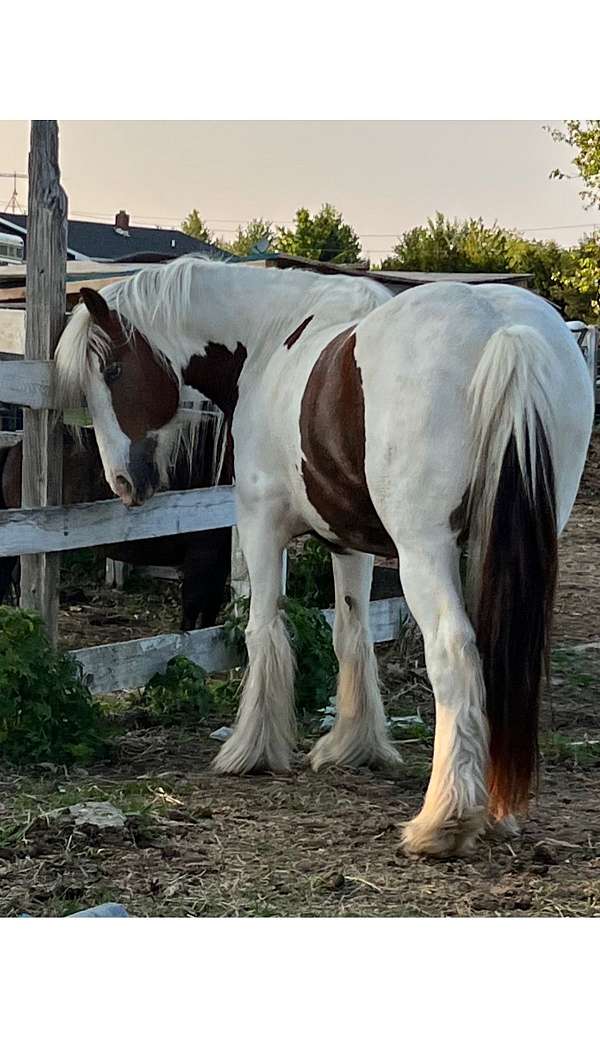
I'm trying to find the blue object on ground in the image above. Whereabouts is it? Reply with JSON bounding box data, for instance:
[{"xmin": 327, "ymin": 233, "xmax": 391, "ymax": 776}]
[{"xmin": 68, "ymin": 903, "xmax": 129, "ymax": 917}]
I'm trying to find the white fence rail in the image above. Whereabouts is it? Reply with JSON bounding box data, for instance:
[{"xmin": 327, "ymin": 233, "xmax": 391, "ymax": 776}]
[
  {"xmin": 0, "ymin": 485, "xmax": 236, "ymax": 557},
  {"xmin": 0, "ymin": 358, "xmax": 53, "ymax": 408},
  {"xmin": 70, "ymin": 597, "xmax": 408, "ymax": 694}
]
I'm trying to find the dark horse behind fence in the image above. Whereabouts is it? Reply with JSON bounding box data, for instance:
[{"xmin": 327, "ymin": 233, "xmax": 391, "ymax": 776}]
[{"xmin": 0, "ymin": 420, "xmax": 232, "ymax": 631}]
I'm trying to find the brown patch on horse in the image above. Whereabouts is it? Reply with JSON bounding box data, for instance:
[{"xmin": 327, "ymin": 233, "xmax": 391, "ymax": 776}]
[
  {"xmin": 285, "ymin": 316, "xmax": 314, "ymax": 350},
  {"xmin": 299, "ymin": 327, "xmax": 395, "ymax": 557},
  {"xmin": 80, "ymin": 290, "xmax": 180, "ymax": 441},
  {"xmin": 309, "ymin": 532, "xmax": 349, "ymax": 555},
  {"xmin": 183, "ymin": 341, "xmax": 248, "ymax": 477},
  {"xmin": 476, "ymin": 420, "xmax": 557, "ymax": 819},
  {"xmin": 182, "ymin": 342, "xmax": 247, "ymax": 419}
]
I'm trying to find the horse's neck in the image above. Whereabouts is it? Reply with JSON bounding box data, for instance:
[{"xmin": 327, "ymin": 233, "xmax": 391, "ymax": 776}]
[
  {"xmin": 195, "ymin": 264, "xmax": 322, "ymax": 352},
  {"xmin": 176, "ymin": 266, "xmax": 323, "ymax": 414}
]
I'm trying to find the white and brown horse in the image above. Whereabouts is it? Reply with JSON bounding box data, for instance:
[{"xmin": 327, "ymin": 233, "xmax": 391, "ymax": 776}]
[{"xmin": 54, "ymin": 257, "xmax": 593, "ymax": 856}]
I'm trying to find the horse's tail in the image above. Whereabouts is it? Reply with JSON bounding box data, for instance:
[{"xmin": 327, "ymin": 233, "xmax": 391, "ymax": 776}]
[{"xmin": 465, "ymin": 325, "xmax": 558, "ymax": 819}]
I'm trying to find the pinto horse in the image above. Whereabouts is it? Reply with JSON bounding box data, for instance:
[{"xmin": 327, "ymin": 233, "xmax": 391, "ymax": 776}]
[
  {"xmin": 0, "ymin": 419, "xmax": 231, "ymax": 631},
  {"xmin": 53, "ymin": 257, "xmax": 593, "ymax": 856}
]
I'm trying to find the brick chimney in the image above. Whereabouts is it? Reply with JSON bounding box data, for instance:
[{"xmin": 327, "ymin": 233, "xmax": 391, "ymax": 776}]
[{"xmin": 114, "ymin": 210, "xmax": 130, "ymax": 235}]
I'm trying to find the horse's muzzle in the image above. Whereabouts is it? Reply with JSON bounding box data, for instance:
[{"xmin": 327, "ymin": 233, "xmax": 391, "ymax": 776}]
[{"xmin": 114, "ymin": 437, "xmax": 160, "ymax": 507}]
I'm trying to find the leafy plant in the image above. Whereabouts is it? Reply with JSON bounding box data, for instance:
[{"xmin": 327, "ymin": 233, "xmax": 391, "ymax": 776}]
[
  {"xmin": 547, "ymin": 120, "xmax": 600, "ymax": 211},
  {"xmin": 275, "ymin": 203, "xmax": 363, "ymax": 264},
  {"xmin": 223, "ymin": 596, "xmax": 337, "ymax": 721},
  {"xmin": 541, "ymin": 731, "xmax": 600, "ymax": 768},
  {"xmin": 142, "ymin": 656, "xmax": 213, "ymax": 722},
  {"xmin": 220, "ymin": 218, "xmax": 275, "ymax": 257},
  {"xmin": 208, "ymin": 673, "xmax": 244, "ymax": 713},
  {"xmin": 287, "ymin": 538, "xmax": 334, "ymax": 609},
  {"xmin": 0, "ymin": 606, "xmax": 105, "ymax": 765},
  {"xmin": 181, "ymin": 209, "xmax": 214, "ymax": 244}
]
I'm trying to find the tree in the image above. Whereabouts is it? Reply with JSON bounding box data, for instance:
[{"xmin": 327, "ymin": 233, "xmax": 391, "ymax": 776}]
[
  {"xmin": 380, "ymin": 213, "xmax": 515, "ymax": 273},
  {"xmin": 559, "ymin": 233, "xmax": 600, "ymax": 321},
  {"xmin": 547, "ymin": 120, "xmax": 600, "ymax": 210},
  {"xmin": 220, "ymin": 218, "xmax": 274, "ymax": 257},
  {"xmin": 274, "ymin": 203, "xmax": 363, "ymax": 264},
  {"xmin": 181, "ymin": 209, "xmax": 214, "ymax": 244},
  {"xmin": 546, "ymin": 121, "xmax": 600, "ymax": 321},
  {"xmin": 379, "ymin": 211, "xmax": 600, "ymax": 321}
]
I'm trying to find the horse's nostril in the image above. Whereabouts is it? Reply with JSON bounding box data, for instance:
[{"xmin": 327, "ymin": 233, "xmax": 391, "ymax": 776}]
[{"xmin": 115, "ymin": 474, "xmax": 134, "ymax": 502}]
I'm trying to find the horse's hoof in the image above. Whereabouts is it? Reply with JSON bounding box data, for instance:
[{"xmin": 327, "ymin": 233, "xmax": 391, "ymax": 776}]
[
  {"xmin": 212, "ymin": 740, "xmax": 291, "ymax": 776},
  {"xmin": 309, "ymin": 730, "xmax": 402, "ymax": 772},
  {"xmin": 487, "ymin": 813, "xmax": 520, "ymax": 840},
  {"xmin": 402, "ymin": 809, "xmax": 486, "ymax": 858}
]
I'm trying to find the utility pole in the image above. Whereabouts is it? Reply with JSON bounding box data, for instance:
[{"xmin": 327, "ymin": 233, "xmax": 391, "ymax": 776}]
[{"xmin": 0, "ymin": 171, "xmax": 28, "ymax": 212}]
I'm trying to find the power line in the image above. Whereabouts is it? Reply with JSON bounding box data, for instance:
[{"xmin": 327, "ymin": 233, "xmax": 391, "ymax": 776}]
[
  {"xmin": 7, "ymin": 194, "xmax": 599, "ymax": 245},
  {"xmin": 0, "ymin": 172, "xmax": 27, "ymax": 213},
  {"xmin": 520, "ymin": 222, "xmax": 600, "ymax": 232}
]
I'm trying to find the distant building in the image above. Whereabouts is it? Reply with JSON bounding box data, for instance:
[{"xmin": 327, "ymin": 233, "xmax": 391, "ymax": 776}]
[
  {"xmin": 0, "ymin": 209, "xmax": 233, "ymax": 263},
  {"xmin": 0, "ymin": 229, "xmax": 24, "ymax": 265}
]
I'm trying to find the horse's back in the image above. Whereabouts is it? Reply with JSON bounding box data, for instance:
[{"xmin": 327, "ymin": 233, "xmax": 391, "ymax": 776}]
[{"xmin": 355, "ymin": 282, "xmax": 593, "ymax": 537}]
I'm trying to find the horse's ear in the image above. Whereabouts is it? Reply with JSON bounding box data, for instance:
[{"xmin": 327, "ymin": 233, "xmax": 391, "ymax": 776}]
[{"xmin": 80, "ymin": 287, "xmax": 111, "ymax": 328}]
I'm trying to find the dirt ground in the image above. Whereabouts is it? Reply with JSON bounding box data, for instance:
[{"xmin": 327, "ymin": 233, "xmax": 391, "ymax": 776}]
[{"xmin": 1, "ymin": 433, "xmax": 599, "ymax": 918}]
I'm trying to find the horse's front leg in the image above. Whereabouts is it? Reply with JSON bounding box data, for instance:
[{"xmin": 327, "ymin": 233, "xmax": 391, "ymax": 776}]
[
  {"xmin": 213, "ymin": 508, "xmax": 295, "ymax": 775},
  {"xmin": 309, "ymin": 550, "xmax": 401, "ymax": 770}
]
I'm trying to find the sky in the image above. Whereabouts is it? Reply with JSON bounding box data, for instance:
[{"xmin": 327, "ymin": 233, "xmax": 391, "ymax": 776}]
[{"xmin": 0, "ymin": 120, "xmax": 597, "ymax": 263}]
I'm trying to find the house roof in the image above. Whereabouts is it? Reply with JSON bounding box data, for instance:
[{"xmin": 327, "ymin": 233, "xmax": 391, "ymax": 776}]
[{"xmin": 0, "ymin": 212, "xmax": 234, "ymax": 263}]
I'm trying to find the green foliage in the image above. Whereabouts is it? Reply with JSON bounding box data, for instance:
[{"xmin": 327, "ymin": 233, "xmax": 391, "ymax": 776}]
[
  {"xmin": 380, "ymin": 210, "xmax": 600, "ymax": 323},
  {"xmin": 287, "ymin": 538, "xmax": 334, "ymax": 609},
  {"xmin": 181, "ymin": 209, "xmax": 214, "ymax": 244},
  {"xmin": 285, "ymin": 598, "xmax": 337, "ymax": 719},
  {"xmin": 208, "ymin": 673, "xmax": 244, "ymax": 713},
  {"xmin": 558, "ymin": 232, "xmax": 600, "ymax": 321},
  {"xmin": 142, "ymin": 656, "xmax": 212, "ymax": 722},
  {"xmin": 504, "ymin": 236, "xmax": 568, "ymax": 311},
  {"xmin": 0, "ymin": 607, "xmax": 105, "ymax": 765},
  {"xmin": 541, "ymin": 731, "xmax": 600, "ymax": 768},
  {"xmin": 223, "ymin": 596, "xmax": 336, "ymax": 720},
  {"xmin": 61, "ymin": 548, "xmax": 105, "ymax": 584},
  {"xmin": 275, "ymin": 203, "xmax": 363, "ymax": 264},
  {"xmin": 381, "ymin": 213, "xmax": 510, "ymax": 273},
  {"xmin": 221, "ymin": 218, "xmax": 275, "ymax": 257},
  {"xmin": 547, "ymin": 120, "xmax": 600, "ymax": 211}
]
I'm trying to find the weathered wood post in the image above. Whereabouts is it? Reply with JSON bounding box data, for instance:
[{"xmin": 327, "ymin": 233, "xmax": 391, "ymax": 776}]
[
  {"xmin": 20, "ymin": 121, "xmax": 67, "ymax": 642},
  {"xmin": 230, "ymin": 526, "xmax": 251, "ymax": 600}
]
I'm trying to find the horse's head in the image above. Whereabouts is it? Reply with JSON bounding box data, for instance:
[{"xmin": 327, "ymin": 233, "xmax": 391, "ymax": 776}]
[{"xmin": 59, "ymin": 287, "xmax": 181, "ymax": 507}]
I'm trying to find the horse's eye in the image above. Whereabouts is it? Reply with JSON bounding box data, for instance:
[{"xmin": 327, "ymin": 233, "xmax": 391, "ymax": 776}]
[{"xmin": 103, "ymin": 362, "xmax": 122, "ymax": 385}]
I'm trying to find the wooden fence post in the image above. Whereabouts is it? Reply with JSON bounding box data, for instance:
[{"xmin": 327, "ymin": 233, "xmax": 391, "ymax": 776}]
[
  {"xmin": 230, "ymin": 525, "xmax": 250, "ymax": 600},
  {"xmin": 20, "ymin": 121, "xmax": 67, "ymax": 642}
]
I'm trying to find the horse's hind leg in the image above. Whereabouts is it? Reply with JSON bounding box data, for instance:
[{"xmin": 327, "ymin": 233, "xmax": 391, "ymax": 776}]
[
  {"xmin": 310, "ymin": 550, "xmax": 401, "ymax": 770},
  {"xmin": 213, "ymin": 511, "xmax": 295, "ymax": 775},
  {"xmin": 397, "ymin": 539, "xmax": 489, "ymax": 857}
]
